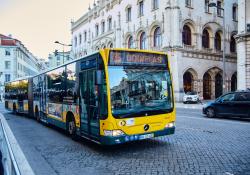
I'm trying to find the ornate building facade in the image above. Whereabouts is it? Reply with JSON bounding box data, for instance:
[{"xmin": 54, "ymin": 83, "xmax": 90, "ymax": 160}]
[{"xmin": 71, "ymin": 0, "xmax": 238, "ymax": 101}]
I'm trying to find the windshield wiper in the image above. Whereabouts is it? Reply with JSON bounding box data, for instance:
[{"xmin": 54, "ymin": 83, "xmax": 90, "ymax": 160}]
[{"xmin": 116, "ymin": 108, "xmax": 173, "ymax": 119}]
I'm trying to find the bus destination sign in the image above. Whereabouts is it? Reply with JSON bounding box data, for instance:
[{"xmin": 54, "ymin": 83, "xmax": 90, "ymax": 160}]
[{"xmin": 109, "ymin": 51, "xmax": 167, "ymax": 66}]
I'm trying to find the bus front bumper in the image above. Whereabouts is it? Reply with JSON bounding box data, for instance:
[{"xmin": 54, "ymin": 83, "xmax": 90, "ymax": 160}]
[{"xmin": 100, "ymin": 127, "xmax": 175, "ymax": 145}]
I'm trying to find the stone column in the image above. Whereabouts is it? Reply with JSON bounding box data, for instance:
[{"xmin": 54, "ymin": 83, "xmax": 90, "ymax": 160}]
[
  {"xmin": 198, "ymin": 79, "xmax": 204, "ymax": 100},
  {"xmin": 116, "ymin": 12, "xmax": 122, "ymax": 48},
  {"xmin": 236, "ymin": 36, "xmax": 247, "ymax": 90},
  {"xmin": 211, "ymin": 78, "xmax": 215, "ymax": 99},
  {"xmin": 164, "ymin": 1, "xmax": 172, "ymax": 47}
]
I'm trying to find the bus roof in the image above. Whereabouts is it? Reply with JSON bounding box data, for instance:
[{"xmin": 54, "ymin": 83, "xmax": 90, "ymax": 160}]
[
  {"xmin": 5, "ymin": 76, "xmax": 31, "ymax": 84},
  {"xmin": 6, "ymin": 49, "xmax": 168, "ymax": 81}
]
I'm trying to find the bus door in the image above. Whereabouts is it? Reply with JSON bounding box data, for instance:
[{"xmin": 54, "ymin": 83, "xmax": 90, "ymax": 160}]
[
  {"xmin": 40, "ymin": 75, "xmax": 47, "ymax": 121},
  {"xmin": 79, "ymin": 60, "xmax": 100, "ymax": 139}
]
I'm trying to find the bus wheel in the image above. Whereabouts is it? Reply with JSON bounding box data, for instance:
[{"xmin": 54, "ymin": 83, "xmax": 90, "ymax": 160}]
[
  {"xmin": 13, "ymin": 103, "xmax": 17, "ymax": 115},
  {"xmin": 67, "ymin": 115, "xmax": 78, "ymax": 140},
  {"xmin": 35, "ymin": 107, "xmax": 40, "ymax": 122}
]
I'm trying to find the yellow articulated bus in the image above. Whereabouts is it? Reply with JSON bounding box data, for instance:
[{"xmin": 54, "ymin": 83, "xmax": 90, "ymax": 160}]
[
  {"xmin": 5, "ymin": 78, "xmax": 30, "ymax": 114},
  {"xmin": 5, "ymin": 49, "xmax": 175, "ymax": 145}
]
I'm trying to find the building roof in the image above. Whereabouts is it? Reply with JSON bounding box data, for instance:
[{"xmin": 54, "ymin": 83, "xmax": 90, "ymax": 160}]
[
  {"xmin": 0, "ymin": 34, "xmax": 17, "ymax": 46},
  {"xmin": 0, "ymin": 33, "xmax": 38, "ymax": 61}
]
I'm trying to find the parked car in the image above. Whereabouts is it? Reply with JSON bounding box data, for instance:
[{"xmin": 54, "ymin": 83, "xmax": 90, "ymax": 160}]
[
  {"xmin": 183, "ymin": 91, "xmax": 200, "ymax": 104},
  {"xmin": 203, "ymin": 90, "xmax": 250, "ymax": 118}
]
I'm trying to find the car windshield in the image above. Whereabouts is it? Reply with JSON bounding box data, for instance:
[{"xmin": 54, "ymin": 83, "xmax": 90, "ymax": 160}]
[
  {"xmin": 186, "ymin": 91, "xmax": 197, "ymax": 95},
  {"xmin": 108, "ymin": 66, "xmax": 173, "ymax": 118}
]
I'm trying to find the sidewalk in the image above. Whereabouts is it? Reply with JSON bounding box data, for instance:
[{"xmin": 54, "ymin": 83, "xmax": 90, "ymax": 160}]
[
  {"xmin": 175, "ymin": 102, "xmax": 203, "ymax": 110},
  {"xmin": 175, "ymin": 100, "xmax": 213, "ymax": 110},
  {"xmin": 0, "ymin": 112, "xmax": 35, "ymax": 175}
]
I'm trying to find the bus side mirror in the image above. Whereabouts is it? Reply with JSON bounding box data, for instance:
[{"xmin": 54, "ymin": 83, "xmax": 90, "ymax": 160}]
[{"xmin": 96, "ymin": 70, "xmax": 103, "ymax": 85}]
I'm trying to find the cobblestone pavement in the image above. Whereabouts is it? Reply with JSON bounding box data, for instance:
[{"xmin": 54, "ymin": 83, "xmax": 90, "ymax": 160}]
[{"xmin": 1, "ymin": 104, "xmax": 250, "ymax": 175}]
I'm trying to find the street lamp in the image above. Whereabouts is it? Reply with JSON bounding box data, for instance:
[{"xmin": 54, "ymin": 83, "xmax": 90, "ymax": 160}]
[
  {"xmin": 208, "ymin": 2, "xmax": 226, "ymax": 94},
  {"xmin": 54, "ymin": 41, "xmax": 72, "ymax": 64}
]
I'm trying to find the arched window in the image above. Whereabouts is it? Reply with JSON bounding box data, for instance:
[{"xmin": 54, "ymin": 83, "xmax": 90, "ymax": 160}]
[
  {"xmin": 153, "ymin": 27, "xmax": 161, "ymax": 47},
  {"xmin": 231, "ymin": 73, "xmax": 237, "ymax": 91},
  {"xmin": 230, "ymin": 35, "xmax": 236, "ymax": 53},
  {"xmin": 202, "ymin": 29, "xmax": 210, "ymax": 48},
  {"xmin": 128, "ymin": 36, "xmax": 133, "ymax": 48},
  {"xmin": 140, "ymin": 32, "xmax": 146, "ymax": 49},
  {"xmin": 109, "ymin": 43, "xmax": 113, "ymax": 48},
  {"xmin": 182, "ymin": 25, "xmax": 192, "ymax": 45},
  {"xmin": 215, "ymin": 32, "xmax": 221, "ymax": 51},
  {"xmin": 183, "ymin": 71, "xmax": 194, "ymax": 93}
]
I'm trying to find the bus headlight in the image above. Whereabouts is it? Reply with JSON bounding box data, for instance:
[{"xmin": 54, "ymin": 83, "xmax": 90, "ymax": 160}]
[
  {"xmin": 103, "ymin": 130, "xmax": 125, "ymax": 137},
  {"xmin": 165, "ymin": 122, "xmax": 175, "ymax": 128}
]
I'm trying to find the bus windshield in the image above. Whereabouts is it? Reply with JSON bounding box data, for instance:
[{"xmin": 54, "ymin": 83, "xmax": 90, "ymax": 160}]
[{"xmin": 108, "ymin": 66, "xmax": 173, "ymax": 118}]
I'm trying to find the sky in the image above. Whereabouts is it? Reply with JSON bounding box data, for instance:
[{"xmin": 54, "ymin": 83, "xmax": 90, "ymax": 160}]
[{"xmin": 0, "ymin": 0, "xmax": 93, "ymax": 59}]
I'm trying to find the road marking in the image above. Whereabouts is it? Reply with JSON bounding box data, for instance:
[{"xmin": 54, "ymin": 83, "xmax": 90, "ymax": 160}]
[{"xmin": 178, "ymin": 115, "xmax": 250, "ymax": 126}]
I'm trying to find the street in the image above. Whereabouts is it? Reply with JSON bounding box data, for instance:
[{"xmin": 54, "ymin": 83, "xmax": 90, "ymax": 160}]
[{"xmin": 0, "ymin": 103, "xmax": 250, "ymax": 175}]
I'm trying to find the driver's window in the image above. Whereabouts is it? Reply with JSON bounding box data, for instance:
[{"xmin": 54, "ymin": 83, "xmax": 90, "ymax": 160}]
[{"xmin": 221, "ymin": 93, "xmax": 235, "ymax": 102}]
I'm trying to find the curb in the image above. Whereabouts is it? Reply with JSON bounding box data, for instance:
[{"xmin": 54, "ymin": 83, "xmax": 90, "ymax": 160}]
[
  {"xmin": 175, "ymin": 103, "xmax": 203, "ymax": 110},
  {"xmin": 0, "ymin": 113, "xmax": 35, "ymax": 175}
]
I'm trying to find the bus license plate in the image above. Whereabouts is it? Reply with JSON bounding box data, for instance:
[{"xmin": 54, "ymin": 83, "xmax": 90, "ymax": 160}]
[{"xmin": 139, "ymin": 133, "xmax": 154, "ymax": 140}]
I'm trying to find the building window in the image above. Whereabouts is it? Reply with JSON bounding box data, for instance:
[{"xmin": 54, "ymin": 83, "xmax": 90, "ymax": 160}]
[
  {"xmin": 182, "ymin": 25, "xmax": 192, "ymax": 46},
  {"xmin": 84, "ymin": 31, "xmax": 87, "ymax": 42},
  {"xmin": 108, "ymin": 17, "xmax": 112, "ymax": 31},
  {"xmin": 139, "ymin": 1, "xmax": 144, "ymax": 17},
  {"xmin": 202, "ymin": 29, "xmax": 210, "ymax": 48},
  {"xmin": 139, "ymin": 32, "xmax": 146, "ymax": 49},
  {"xmin": 232, "ymin": 5, "xmax": 237, "ymax": 21},
  {"xmin": 127, "ymin": 7, "xmax": 132, "ymax": 22},
  {"xmin": 214, "ymin": 32, "xmax": 221, "ymax": 51},
  {"xmin": 152, "ymin": 0, "xmax": 159, "ymax": 10},
  {"xmin": 185, "ymin": 0, "xmax": 192, "ymax": 7},
  {"xmin": 79, "ymin": 34, "xmax": 82, "ymax": 45},
  {"xmin": 230, "ymin": 35, "xmax": 236, "ymax": 53},
  {"xmin": 101, "ymin": 21, "xmax": 105, "ymax": 34},
  {"xmin": 95, "ymin": 24, "xmax": 99, "ymax": 37},
  {"xmin": 5, "ymin": 74, "xmax": 10, "ymax": 82},
  {"xmin": 128, "ymin": 36, "xmax": 133, "ymax": 48},
  {"xmin": 217, "ymin": 1, "xmax": 223, "ymax": 17},
  {"xmin": 5, "ymin": 49, "xmax": 10, "ymax": 56},
  {"xmin": 5, "ymin": 61, "xmax": 11, "ymax": 69},
  {"xmin": 205, "ymin": 0, "xmax": 209, "ymax": 13},
  {"xmin": 153, "ymin": 27, "xmax": 161, "ymax": 47}
]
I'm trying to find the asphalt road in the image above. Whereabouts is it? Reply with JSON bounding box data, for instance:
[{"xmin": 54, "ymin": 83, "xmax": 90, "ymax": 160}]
[{"xmin": 0, "ymin": 104, "xmax": 250, "ymax": 175}]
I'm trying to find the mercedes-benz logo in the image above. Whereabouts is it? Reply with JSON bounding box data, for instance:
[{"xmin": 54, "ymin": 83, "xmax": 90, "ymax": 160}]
[{"xmin": 144, "ymin": 124, "xmax": 149, "ymax": 131}]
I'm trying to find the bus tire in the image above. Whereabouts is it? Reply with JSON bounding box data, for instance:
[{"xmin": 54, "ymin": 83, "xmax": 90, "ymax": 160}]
[
  {"xmin": 35, "ymin": 106, "xmax": 40, "ymax": 122},
  {"xmin": 13, "ymin": 103, "xmax": 17, "ymax": 115},
  {"xmin": 66, "ymin": 113, "xmax": 78, "ymax": 141}
]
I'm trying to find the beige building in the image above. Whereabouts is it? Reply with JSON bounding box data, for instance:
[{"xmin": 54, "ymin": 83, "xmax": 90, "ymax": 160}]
[
  {"xmin": 71, "ymin": 0, "xmax": 238, "ymax": 101},
  {"xmin": 235, "ymin": 0, "xmax": 250, "ymax": 90}
]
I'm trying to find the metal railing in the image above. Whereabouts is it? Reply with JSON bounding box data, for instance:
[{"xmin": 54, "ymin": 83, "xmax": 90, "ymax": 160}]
[{"xmin": 0, "ymin": 119, "xmax": 20, "ymax": 175}]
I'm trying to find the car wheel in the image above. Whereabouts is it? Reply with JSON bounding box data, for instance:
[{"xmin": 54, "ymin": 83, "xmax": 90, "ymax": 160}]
[{"xmin": 206, "ymin": 108, "xmax": 215, "ymax": 118}]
